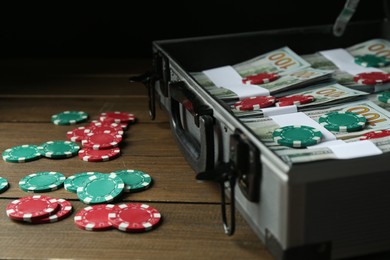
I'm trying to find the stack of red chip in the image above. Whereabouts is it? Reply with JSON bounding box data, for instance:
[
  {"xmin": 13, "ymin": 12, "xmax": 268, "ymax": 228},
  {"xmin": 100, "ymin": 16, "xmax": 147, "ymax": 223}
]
[
  {"xmin": 6, "ymin": 195, "xmax": 73, "ymax": 224},
  {"xmin": 66, "ymin": 111, "xmax": 137, "ymax": 162},
  {"xmin": 74, "ymin": 203, "xmax": 162, "ymax": 233}
]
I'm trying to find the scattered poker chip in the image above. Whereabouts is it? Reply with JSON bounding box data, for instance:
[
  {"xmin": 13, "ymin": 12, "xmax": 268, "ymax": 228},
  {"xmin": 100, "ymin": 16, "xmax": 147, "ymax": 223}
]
[
  {"xmin": 377, "ymin": 92, "xmax": 390, "ymax": 104},
  {"xmin": 64, "ymin": 172, "xmax": 104, "ymax": 193},
  {"xmin": 233, "ymin": 96, "xmax": 276, "ymax": 111},
  {"xmin": 6, "ymin": 195, "xmax": 59, "ymax": 221},
  {"xmin": 354, "ymin": 54, "xmax": 389, "ymax": 68},
  {"xmin": 74, "ymin": 204, "xmax": 117, "ymax": 231},
  {"xmin": 88, "ymin": 124, "xmax": 124, "ymax": 136},
  {"xmin": 319, "ymin": 111, "xmax": 367, "ymax": 132},
  {"xmin": 242, "ymin": 72, "xmax": 279, "ymax": 85},
  {"xmin": 77, "ymin": 173, "xmax": 125, "ymax": 204},
  {"xmin": 112, "ymin": 169, "xmax": 152, "ymax": 192},
  {"xmin": 66, "ymin": 126, "xmax": 90, "ymax": 142},
  {"xmin": 90, "ymin": 120, "xmax": 123, "ymax": 131},
  {"xmin": 2, "ymin": 144, "xmax": 42, "ymax": 163},
  {"xmin": 78, "ymin": 147, "xmax": 121, "ymax": 162},
  {"xmin": 108, "ymin": 203, "xmax": 162, "ymax": 233},
  {"xmin": 272, "ymin": 125, "xmax": 323, "ymax": 148},
  {"xmin": 92, "ymin": 119, "xmax": 129, "ymax": 130},
  {"xmin": 51, "ymin": 111, "xmax": 89, "ymax": 125},
  {"xmin": 19, "ymin": 171, "xmax": 66, "ymax": 192},
  {"xmin": 0, "ymin": 177, "xmax": 9, "ymax": 193},
  {"xmin": 99, "ymin": 111, "xmax": 136, "ymax": 124},
  {"xmin": 37, "ymin": 140, "xmax": 80, "ymax": 159},
  {"xmin": 276, "ymin": 95, "xmax": 315, "ymax": 107},
  {"xmin": 360, "ymin": 130, "xmax": 390, "ymax": 140},
  {"xmin": 28, "ymin": 198, "xmax": 73, "ymax": 224},
  {"xmin": 353, "ymin": 72, "xmax": 390, "ymax": 85},
  {"xmin": 81, "ymin": 132, "xmax": 122, "ymax": 150}
]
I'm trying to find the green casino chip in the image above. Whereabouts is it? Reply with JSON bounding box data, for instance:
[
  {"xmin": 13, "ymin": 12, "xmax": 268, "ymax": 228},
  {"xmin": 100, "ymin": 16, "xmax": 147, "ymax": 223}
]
[
  {"xmin": 19, "ymin": 171, "xmax": 66, "ymax": 192},
  {"xmin": 2, "ymin": 144, "xmax": 42, "ymax": 163},
  {"xmin": 354, "ymin": 54, "xmax": 389, "ymax": 68},
  {"xmin": 77, "ymin": 173, "xmax": 124, "ymax": 204},
  {"xmin": 64, "ymin": 172, "xmax": 104, "ymax": 193},
  {"xmin": 319, "ymin": 111, "xmax": 366, "ymax": 132},
  {"xmin": 378, "ymin": 92, "xmax": 390, "ymax": 104},
  {"xmin": 272, "ymin": 125, "xmax": 323, "ymax": 148},
  {"xmin": 38, "ymin": 140, "xmax": 80, "ymax": 159},
  {"xmin": 112, "ymin": 169, "xmax": 152, "ymax": 192},
  {"xmin": 0, "ymin": 177, "xmax": 9, "ymax": 193},
  {"xmin": 51, "ymin": 111, "xmax": 89, "ymax": 125}
]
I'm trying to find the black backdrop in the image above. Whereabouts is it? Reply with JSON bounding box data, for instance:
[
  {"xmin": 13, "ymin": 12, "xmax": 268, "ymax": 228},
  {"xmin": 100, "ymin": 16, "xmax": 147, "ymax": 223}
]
[{"xmin": 0, "ymin": 1, "xmax": 385, "ymax": 58}]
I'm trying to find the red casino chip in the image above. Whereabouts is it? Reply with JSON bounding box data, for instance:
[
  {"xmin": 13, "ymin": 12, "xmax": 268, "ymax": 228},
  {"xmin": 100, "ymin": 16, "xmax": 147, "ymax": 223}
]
[
  {"xmin": 66, "ymin": 126, "xmax": 90, "ymax": 142},
  {"xmin": 108, "ymin": 203, "xmax": 162, "ymax": 233},
  {"xmin": 81, "ymin": 132, "xmax": 122, "ymax": 150},
  {"xmin": 99, "ymin": 111, "xmax": 136, "ymax": 123},
  {"xmin": 6, "ymin": 195, "xmax": 59, "ymax": 221},
  {"xmin": 233, "ymin": 96, "xmax": 276, "ymax": 111},
  {"xmin": 360, "ymin": 130, "xmax": 390, "ymax": 140},
  {"xmin": 74, "ymin": 204, "xmax": 118, "ymax": 231},
  {"xmin": 88, "ymin": 124, "xmax": 124, "ymax": 136},
  {"xmin": 276, "ymin": 95, "xmax": 315, "ymax": 107},
  {"xmin": 78, "ymin": 147, "xmax": 121, "ymax": 162},
  {"xmin": 28, "ymin": 198, "xmax": 73, "ymax": 224},
  {"xmin": 98, "ymin": 117, "xmax": 129, "ymax": 129},
  {"xmin": 242, "ymin": 72, "xmax": 279, "ymax": 85},
  {"xmin": 354, "ymin": 72, "xmax": 390, "ymax": 85}
]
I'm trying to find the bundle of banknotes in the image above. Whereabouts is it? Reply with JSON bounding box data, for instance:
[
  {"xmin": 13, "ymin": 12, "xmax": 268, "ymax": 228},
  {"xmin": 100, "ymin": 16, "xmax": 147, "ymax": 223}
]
[{"xmin": 190, "ymin": 38, "xmax": 390, "ymax": 164}]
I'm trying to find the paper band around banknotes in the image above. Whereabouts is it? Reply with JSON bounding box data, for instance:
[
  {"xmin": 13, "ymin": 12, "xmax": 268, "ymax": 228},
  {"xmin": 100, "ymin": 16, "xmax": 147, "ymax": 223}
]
[{"xmin": 202, "ymin": 66, "xmax": 271, "ymax": 99}]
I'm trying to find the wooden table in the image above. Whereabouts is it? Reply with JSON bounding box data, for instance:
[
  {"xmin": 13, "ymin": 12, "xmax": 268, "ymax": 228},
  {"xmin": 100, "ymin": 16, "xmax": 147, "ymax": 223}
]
[{"xmin": 0, "ymin": 58, "xmax": 273, "ymax": 259}]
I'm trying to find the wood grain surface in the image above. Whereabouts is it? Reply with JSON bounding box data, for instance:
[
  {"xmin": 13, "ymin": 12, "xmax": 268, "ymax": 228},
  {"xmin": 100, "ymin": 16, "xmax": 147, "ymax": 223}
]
[{"xmin": 0, "ymin": 59, "xmax": 273, "ymax": 259}]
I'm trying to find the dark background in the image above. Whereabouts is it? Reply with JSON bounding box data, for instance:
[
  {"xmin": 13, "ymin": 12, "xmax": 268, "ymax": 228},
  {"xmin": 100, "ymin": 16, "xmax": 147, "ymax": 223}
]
[{"xmin": 0, "ymin": 1, "xmax": 386, "ymax": 58}]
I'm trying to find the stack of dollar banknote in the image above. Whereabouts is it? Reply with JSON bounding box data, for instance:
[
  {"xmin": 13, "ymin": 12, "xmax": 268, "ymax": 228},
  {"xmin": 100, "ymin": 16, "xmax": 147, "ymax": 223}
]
[{"xmin": 191, "ymin": 39, "xmax": 390, "ymax": 164}]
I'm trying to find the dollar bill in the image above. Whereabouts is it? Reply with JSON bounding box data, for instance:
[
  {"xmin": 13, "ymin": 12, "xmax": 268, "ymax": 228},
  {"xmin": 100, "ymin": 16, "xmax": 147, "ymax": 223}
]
[
  {"xmin": 232, "ymin": 46, "xmax": 310, "ymax": 77},
  {"xmin": 275, "ymin": 136, "xmax": 390, "ymax": 164},
  {"xmin": 233, "ymin": 82, "xmax": 368, "ymax": 118},
  {"xmin": 192, "ymin": 67, "xmax": 332, "ymax": 103},
  {"xmin": 302, "ymin": 38, "xmax": 390, "ymax": 92}
]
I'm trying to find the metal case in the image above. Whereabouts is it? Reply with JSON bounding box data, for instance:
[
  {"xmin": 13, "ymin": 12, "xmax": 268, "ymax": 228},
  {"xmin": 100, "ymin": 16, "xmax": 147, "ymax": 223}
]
[{"xmin": 149, "ymin": 19, "xmax": 390, "ymax": 259}]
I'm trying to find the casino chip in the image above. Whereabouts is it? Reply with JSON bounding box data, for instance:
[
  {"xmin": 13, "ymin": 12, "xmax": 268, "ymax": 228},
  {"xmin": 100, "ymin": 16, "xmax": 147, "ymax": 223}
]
[
  {"xmin": 112, "ymin": 169, "xmax": 152, "ymax": 192},
  {"xmin": 360, "ymin": 130, "xmax": 390, "ymax": 140},
  {"xmin": 28, "ymin": 198, "xmax": 72, "ymax": 224},
  {"xmin": 77, "ymin": 173, "xmax": 125, "ymax": 204},
  {"xmin": 354, "ymin": 54, "xmax": 389, "ymax": 68},
  {"xmin": 74, "ymin": 204, "xmax": 118, "ymax": 231},
  {"xmin": 38, "ymin": 140, "xmax": 80, "ymax": 159},
  {"xmin": 108, "ymin": 203, "xmax": 162, "ymax": 233},
  {"xmin": 88, "ymin": 124, "xmax": 124, "ymax": 136},
  {"xmin": 66, "ymin": 126, "xmax": 90, "ymax": 142},
  {"xmin": 233, "ymin": 96, "xmax": 276, "ymax": 111},
  {"xmin": 64, "ymin": 172, "xmax": 104, "ymax": 193},
  {"xmin": 19, "ymin": 171, "xmax": 66, "ymax": 192},
  {"xmin": 353, "ymin": 72, "xmax": 390, "ymax": 85},
  {"xmin": 276, "ymin": 95, "xmax": 315, "ymax": 107},
  {"xmin": 99, "ymin": 111, "xmax": 136, "ymax": 123},
  {"xmin": 2, "ymin": 144, "xmax": 42, "ymax": 163},
  {"xmin": 0, "ymin": 177, "xmax": 9, "ymax": 193},
  {"xmin": 242, "ymin": 72, "xmax": 279, "ymax": 85},
  {"xmin": 6, "ymin": 195, "xmax": 59, "ymax": 221},
  {"xmin": 78, "ymin": 147, "xmax": 121, "ymax": 162},
  {"xmin": 272, "ymin": 125, "xmax": 323, "ymax": 148},
  {"xmin": 51, "ymin": 111, "xmax": 89, "ymax": 125},
  {"xmin": 319, "ymin": 111, "xmax": 366, "ymax": 132},
  {"xmin": 377, "ymin": 92, "xmax": 390, "ymax": 104},
  {"xmin": 81, "ymin": 132, "xmax": 122, "ymax": 150}
]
